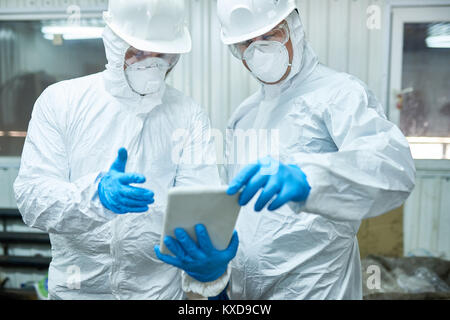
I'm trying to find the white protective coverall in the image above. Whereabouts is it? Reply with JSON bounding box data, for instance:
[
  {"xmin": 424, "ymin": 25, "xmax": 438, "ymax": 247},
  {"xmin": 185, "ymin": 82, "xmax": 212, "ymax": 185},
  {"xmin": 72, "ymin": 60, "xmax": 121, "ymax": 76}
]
[
  {"xmin": 225, "ymin": 11, "xmax": 415, "ymax": 299},
  {"xmin": 14, "ymin": 27, "xmax": 225, "ymax": 299}
]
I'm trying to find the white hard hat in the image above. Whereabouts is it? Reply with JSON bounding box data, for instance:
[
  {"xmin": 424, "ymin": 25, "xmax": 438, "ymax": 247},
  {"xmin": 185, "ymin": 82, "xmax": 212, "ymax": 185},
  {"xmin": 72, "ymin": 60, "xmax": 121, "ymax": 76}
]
[
  {"xmin": 218, "ymin": 0, "xmax": 297, "ymax": 45},
  {"xmin": 103, "ymin": 0, "xmax": 191, "ymax": 54}
]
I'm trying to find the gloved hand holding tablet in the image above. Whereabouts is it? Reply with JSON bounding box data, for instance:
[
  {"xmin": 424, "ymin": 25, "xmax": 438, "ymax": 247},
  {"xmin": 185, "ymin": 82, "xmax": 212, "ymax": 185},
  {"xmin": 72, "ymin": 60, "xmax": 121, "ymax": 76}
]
[{"xmin": 155, "ymin": 186, "xmax": 241, "ymax": 283}]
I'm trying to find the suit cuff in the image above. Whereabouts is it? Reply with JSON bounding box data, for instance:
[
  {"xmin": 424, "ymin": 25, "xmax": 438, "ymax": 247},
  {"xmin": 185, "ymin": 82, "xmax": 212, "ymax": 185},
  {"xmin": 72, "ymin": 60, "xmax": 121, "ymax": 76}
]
[{"xmin": 181, "ymin": 265, "xmax": 231, "ymax": 298}]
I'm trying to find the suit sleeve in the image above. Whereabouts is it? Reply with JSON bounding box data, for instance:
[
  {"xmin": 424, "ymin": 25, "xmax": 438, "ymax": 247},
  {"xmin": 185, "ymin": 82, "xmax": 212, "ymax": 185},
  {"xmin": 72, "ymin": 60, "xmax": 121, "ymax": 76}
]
[
  {"xmin": 14, "ymin": 87, "xmax": 116, "ymax": 235},
  {"xmin": 288, "ymin": 84, "xmax": 415, "ymax": 222}
]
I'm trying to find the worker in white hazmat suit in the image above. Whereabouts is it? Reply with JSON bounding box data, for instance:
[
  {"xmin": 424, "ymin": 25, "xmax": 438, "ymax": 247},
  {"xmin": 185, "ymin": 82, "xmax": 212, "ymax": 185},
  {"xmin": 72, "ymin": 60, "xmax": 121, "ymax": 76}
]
[
  {"xmin": 217, "ymin": 0, "xmax": 416, "ymax": 299},
  {"xmin": 13, "ymin": 0, "xmax": 235, "ymax": 300}
]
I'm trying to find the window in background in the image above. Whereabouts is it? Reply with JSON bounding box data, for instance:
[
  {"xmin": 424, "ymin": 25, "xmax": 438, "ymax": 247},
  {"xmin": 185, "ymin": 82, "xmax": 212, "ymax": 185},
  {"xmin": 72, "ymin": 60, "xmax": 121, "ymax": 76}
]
[
  {"xmin": 0, "ymin": 19, "xmax": 107, "ymax": 156},
  {"xmin": 399, "ymin": 23, "xmax": 450, "ymax": 159}
]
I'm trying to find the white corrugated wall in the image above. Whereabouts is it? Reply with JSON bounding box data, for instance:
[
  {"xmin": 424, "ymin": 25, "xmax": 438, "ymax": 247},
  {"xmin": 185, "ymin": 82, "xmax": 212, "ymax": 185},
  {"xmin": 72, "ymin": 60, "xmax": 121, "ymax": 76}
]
[{"xmin": 404, "ymin": 161, "xmax": 450, "ymax": 259}]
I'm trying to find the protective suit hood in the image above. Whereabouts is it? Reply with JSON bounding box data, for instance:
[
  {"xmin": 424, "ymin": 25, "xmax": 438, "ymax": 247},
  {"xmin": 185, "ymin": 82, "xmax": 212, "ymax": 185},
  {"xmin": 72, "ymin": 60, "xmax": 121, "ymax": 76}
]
[
  {"xmin": 102, "ymin": 26, "xmax": 165, "ymax": 108},
  {"xmin": 260, "ymin": 10, "xmax": 319, "ymax": 100}
]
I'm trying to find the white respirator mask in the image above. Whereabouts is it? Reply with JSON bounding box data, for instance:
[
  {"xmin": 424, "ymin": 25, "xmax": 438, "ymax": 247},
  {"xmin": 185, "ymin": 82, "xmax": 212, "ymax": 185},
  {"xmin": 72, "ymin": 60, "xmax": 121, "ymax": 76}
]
[
  {"xmin": 243, "ymin": 41, "xmax": 291, "ymax": 84},
  {"xmin": 125, "ymin": 57, "xmax": 170, "ymax": 96}
]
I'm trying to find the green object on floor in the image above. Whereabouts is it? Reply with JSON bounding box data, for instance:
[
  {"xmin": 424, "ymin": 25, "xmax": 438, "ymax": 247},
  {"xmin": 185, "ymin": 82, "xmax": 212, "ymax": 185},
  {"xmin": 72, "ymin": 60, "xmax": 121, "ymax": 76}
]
[{"xmin": 34, "ymin": 275, "xmax": 48, "ymax": 300}]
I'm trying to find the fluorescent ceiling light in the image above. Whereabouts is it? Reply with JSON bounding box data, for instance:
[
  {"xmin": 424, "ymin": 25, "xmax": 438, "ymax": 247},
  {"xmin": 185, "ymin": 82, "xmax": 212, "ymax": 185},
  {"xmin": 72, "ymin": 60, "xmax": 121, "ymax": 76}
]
[
  {"xmin": 42, "ymin": 26, "xmax": 103, "ymax": 40},
  {"xmin": 409, "ymin": 143, "xmax": 445, "ymax": 159},
  {"xmin": 407, "ymin": 137, "xmax": 450, "ymax": 144},
  {"xmin": 407, "ymin": 137, "xmax": 450, "ymax": 160},
  {"xmin": 426, "ymin": 23, "xmax": 450, "ymax": 48},
  {"xmin": 426, "ymin": 35, "xmax": 450, "ymax": 48}
]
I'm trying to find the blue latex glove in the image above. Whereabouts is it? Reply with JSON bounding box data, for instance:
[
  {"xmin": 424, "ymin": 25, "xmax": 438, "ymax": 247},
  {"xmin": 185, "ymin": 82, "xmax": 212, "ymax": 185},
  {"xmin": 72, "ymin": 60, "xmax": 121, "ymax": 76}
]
[
  {"xmin": 227, "ymin": 156, "xmax": 311, "ymax": 212},
  {"xmin": 98, "ymin": 148, "xmax": 155, "ymax": 214},
  {"xmin": 154, "ymin": 224, "xmax": 239, "ymax": 283}
]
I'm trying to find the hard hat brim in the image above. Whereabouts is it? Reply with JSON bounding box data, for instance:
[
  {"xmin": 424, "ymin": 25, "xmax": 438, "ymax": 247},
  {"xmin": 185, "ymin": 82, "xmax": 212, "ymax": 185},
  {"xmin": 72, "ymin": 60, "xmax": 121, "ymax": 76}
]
[
  {"xmin": 104, "ymin": 12, "xmax": 192, "ymax": 54},
  {"xmin": 220, "ymin": 6, "xmax": 296, "ymax": 45}
]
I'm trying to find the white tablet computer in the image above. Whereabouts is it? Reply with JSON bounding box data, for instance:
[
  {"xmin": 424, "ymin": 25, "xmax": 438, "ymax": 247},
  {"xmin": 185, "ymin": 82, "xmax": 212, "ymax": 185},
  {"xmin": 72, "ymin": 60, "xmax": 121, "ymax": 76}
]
[{"xmin": 159, "ymin": 186, "xmax": 241, "ymax": 255}]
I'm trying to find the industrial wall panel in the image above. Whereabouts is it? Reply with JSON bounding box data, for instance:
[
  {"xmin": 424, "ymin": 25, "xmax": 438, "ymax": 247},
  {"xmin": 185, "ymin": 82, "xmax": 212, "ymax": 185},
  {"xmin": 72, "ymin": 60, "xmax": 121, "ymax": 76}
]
[
  {"xmin": 404, "ymin": 174, "xmax": 450, "ymax": 259},
  {"xmin": 307, "ymin": 0, "xmax": 330, "ymax": 66},
  {"xmin": 438, "ymin": 178, "xmax": 450, "ymax": 256},
  {"xmin": 328, "ymin": 0, "xmax": 350, "ymax": 73},
  {"xmin": 0, "ymin": 166, "xmax": 18, "ymax": 208},
  {"xmin": 0, "ymin": 169, "xmax": 12, "ymax": 207}
]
